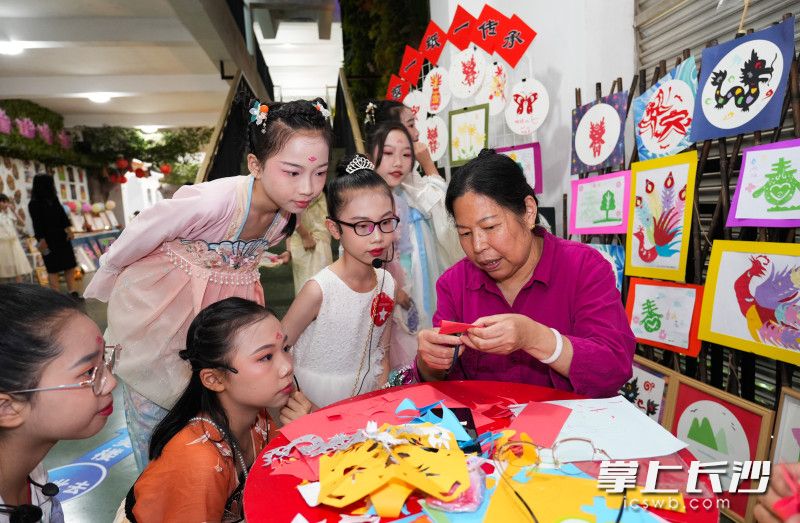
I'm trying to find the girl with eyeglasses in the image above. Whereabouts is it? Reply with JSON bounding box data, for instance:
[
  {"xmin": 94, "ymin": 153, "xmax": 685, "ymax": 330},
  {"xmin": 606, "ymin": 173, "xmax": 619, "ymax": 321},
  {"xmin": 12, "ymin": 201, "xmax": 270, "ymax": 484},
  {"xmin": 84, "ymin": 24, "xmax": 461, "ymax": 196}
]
[
  {"xmin": 116, "ymin": 297, "xmax": 309, "ymax": 523},
  {"xmin": 0, "ymin": 283, "xmax": 118, "ymax": 523},
  {"xmin": 281, "ymin": 154, "xmax": 398, "ymax": 408}
]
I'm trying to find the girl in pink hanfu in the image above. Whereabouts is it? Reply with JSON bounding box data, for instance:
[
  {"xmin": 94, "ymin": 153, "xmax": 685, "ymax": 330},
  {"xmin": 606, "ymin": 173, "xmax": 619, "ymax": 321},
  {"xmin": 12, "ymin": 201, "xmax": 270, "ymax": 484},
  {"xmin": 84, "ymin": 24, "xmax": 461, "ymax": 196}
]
[{"xmin": 83, "ymin": 98, "xmax": 332, "ymax": 469}]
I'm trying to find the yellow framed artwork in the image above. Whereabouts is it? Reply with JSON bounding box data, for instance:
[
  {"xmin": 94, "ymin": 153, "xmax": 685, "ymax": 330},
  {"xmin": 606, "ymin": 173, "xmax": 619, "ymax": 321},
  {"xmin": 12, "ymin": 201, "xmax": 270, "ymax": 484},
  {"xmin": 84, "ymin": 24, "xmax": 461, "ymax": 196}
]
[
  {"xmin": 625, "ymin": 151, "xmax": 697, "ymax": 282},
  {"xmin": 699, "ymin": 240, "xmax": 800, "ymax": 366}
]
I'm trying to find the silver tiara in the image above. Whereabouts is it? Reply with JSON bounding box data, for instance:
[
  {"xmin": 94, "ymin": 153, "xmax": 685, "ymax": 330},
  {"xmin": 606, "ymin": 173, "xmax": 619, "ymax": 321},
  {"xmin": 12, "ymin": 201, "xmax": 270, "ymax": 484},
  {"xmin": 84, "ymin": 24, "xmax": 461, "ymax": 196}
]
[{"xmin": 345, "ymin": 155, "xmax": 374, "ymax": 174}]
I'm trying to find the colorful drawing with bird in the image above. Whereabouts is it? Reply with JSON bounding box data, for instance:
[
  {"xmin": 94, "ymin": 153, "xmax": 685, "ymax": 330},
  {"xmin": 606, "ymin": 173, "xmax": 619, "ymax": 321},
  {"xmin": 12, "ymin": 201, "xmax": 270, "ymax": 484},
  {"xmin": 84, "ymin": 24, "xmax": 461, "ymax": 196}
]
[
  {"xmin": 633, "ymin": 170, "xmax": 686, "ymax": 264},
  {"xmin": 626, "ymin": 152, "xmax": 697, "ymax": 281}
]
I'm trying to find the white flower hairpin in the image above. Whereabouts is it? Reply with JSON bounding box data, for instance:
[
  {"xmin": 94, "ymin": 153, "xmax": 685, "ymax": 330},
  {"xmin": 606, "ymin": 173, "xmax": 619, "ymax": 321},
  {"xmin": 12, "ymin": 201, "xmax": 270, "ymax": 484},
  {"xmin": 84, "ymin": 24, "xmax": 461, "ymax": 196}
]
[
  {"xmin": 345, "ymin": 155, "xmax": 375, "ymax": 175},
  {"xmin": 313, "ymin": 101, "xmax": 331, "ymax": 119}
]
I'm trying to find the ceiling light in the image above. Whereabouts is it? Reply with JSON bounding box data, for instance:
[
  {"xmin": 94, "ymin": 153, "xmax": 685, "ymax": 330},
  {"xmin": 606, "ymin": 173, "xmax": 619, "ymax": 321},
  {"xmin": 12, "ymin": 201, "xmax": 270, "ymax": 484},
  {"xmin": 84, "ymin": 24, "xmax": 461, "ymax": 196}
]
[
  {"xmin": 0, "ymin": 41, "xmax": 25, "ymax": 55},
  {"xmin": 86, "ymin": 93, "xmax": 112, "ymax": 104},
  {"xmin": 137, "ymin": 126, "xmax": 160, "ymax": 134}
]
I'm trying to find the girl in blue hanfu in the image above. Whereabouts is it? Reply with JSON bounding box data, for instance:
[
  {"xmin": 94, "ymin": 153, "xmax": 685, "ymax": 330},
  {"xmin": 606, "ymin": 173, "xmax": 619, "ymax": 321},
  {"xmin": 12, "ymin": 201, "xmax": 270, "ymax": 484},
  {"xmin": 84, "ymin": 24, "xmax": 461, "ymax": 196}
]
[{"xmin": 84, "ymin": 98, "xmax": 331, "ymax": 469}]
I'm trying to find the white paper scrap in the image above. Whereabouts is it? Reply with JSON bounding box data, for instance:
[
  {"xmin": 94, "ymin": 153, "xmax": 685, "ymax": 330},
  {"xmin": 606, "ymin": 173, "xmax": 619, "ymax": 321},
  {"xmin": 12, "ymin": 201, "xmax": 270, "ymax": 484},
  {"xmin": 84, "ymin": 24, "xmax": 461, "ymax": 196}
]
[
  {"xmin": 297, "ymin": 481, "xmax": 321, "ymax": 507},
  {"xmin": 545, "ymin": 396, "xmax": 687, "ymax": 461}
]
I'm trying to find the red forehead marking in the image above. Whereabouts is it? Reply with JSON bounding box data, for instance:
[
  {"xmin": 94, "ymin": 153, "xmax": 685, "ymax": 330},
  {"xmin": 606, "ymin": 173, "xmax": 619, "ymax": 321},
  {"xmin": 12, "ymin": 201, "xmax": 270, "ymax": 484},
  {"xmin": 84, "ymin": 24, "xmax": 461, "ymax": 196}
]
[{"xmin": 308, "ymin": 156, "xmax": 317, "ymax": 162}]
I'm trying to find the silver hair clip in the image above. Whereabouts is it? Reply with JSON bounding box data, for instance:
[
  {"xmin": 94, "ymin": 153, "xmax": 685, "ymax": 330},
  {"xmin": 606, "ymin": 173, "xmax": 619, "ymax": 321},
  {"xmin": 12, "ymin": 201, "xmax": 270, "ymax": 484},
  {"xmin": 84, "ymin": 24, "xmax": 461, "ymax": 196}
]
[{"xmin": 345, "ymin": 155, "xmax": 374, "ymax": 174}]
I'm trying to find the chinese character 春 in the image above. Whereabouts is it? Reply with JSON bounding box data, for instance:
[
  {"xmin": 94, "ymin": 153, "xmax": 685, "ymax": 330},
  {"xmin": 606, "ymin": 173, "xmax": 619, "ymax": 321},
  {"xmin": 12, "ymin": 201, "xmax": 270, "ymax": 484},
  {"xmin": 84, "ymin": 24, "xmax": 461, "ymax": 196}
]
[
  {"xmin": 598, "ymin": 460, "xmax": 639, "ymax": 493},
  {"xmin": 729, "ymin": 461, "xmax": 770, "ymax": 494},
  {"xmin": 687, "ymin": 461, "xmax": 727, "ymax": 494},
  {"xmin": 502, "ymin": 30, "xmax": 525, "ymax": 49},
  {"xmin": 643, "ymin": 461, "xmax": 683, "ymax": 493},
  {"xmin": 52, "ymin": 479, "xmax": 71, "ymax": 488},
  {"xmin": 477, "ymin": 19, "xmax": 499, "ymax": 40}
]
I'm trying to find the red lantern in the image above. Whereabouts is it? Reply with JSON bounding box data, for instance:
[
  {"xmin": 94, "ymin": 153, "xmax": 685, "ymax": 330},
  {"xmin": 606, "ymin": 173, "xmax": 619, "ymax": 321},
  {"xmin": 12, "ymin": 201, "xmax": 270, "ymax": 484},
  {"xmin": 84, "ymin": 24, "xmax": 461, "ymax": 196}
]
[
  {"xmin": 119, "ymin": 176, "xmax": 128, "ymax": 184},
  {"xmin": 160, "ymin": 163, "xmax": 172, "ymax": 175},
  {"xmin": 135, "ymin": 168, "xmax": 147, "ymax": 178},
  {"xmin": 115, "ymin": 158, "xmax": 129, "ymax": 170}
]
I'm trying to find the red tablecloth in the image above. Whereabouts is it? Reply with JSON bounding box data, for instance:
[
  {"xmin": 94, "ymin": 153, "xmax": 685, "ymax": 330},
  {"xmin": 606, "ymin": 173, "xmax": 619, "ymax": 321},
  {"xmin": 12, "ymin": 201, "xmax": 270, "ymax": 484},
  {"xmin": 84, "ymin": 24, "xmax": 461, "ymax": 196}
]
[{"xmin": 244, "ymin": 381, "xmax": 719, "ymax": 522}]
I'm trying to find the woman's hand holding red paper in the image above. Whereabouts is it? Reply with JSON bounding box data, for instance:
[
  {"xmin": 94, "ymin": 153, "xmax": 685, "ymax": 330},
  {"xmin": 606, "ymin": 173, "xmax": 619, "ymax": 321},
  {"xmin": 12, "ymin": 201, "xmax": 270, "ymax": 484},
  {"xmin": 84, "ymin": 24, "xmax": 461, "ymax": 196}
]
[
  {"xmin": 461, "ymin": 314, "xmax": 539, "ymax": 356},
  {"xmin": 417, "ymin": 328, "xmax": 464, "ymax": 371}
]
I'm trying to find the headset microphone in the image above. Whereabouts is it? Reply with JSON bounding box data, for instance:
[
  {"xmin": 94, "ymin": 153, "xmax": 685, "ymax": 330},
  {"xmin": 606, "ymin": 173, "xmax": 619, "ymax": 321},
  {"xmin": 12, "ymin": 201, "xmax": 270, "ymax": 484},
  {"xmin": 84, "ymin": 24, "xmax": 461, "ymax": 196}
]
[{"xmin": 0, "ymin": 477, "xmax": 59, "ymax": 523}]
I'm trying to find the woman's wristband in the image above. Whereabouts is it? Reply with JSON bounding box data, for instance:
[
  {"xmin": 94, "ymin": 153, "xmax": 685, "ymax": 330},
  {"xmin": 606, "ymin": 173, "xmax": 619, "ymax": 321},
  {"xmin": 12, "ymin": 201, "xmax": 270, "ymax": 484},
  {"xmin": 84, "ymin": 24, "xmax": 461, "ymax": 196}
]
[{"xmin": 538, "ymin": 327, "xmax": 563, "ymax": 365}]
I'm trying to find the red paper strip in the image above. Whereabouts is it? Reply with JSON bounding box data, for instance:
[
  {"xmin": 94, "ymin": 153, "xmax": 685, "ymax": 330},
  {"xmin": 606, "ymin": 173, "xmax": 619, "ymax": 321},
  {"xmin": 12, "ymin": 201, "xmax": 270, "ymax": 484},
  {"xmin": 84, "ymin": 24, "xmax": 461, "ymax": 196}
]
[
  {"xmin": 495, "ymin": 14, "xmax": 536, "ymax": 68},
  {"xmin": 508, "ymin": 401, "xmax": 572, "ymax": 448},
  {"xmin": 386, "ymin": 74, "xmax": 411, "ymax": 101},
  {"xmin": 439, "ymin": 320, "xmax": 479, "ymax": 335},
  {"xmin": 419, "ymin": 20, "xmax": 447, "ymax": 66},
  {"xmin": 399, "ymin": 45, "xmax": 424, "ymax": 84},
  {"xmin": 473, "ymin": 4, "xmax": 507, "ymax": 54},
  {"xmin": 446, "ymin": 5, "xmax": 477, "ymax": 51}
]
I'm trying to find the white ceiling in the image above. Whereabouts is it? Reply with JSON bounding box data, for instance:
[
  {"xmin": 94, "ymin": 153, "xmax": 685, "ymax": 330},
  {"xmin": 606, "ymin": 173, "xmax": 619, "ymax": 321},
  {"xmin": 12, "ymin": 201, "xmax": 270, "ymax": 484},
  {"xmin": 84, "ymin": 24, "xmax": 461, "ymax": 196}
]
[
  {"xmin": 0, "ymin": 0, "xmax": 234, "ymax": 129},
  {"xmin": 256, "ymin": 20, "xmax": 343, "ymax": 103},
  {"xmin": 0, "ymin": 0, "xmax": 345, "ymax": 129}
]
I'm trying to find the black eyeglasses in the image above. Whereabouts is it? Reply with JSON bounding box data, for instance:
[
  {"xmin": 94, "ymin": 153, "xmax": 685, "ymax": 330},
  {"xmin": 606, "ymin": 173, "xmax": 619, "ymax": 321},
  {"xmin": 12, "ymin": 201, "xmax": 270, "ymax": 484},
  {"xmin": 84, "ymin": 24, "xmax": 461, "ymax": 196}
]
[{"xmin": 328, "ymin": 216, "xmax": 400, "ymax": 236}]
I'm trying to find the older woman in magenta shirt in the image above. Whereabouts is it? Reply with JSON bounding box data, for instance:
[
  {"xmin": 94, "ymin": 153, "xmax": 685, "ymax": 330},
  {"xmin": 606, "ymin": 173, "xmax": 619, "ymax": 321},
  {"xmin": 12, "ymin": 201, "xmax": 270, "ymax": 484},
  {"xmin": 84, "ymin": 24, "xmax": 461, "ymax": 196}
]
[{"xmin": 415, "ymin": 150, "xmax": 634, "ymax": 398}]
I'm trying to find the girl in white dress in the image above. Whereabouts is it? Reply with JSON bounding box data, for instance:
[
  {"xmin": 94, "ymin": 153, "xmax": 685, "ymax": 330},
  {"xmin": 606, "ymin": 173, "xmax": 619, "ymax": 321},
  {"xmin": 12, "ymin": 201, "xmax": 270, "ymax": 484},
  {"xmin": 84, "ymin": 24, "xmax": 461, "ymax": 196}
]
[
  {"xmin": 282, "ymin": 154, "xmax": 397, "ymax": 408},
  {"xmin": 0, "ymin": 194, "xmax": 31, "ymax": 282},
  {"xmin": 367, "ymin": 123, "xmax": 443, "ymax": 367}
]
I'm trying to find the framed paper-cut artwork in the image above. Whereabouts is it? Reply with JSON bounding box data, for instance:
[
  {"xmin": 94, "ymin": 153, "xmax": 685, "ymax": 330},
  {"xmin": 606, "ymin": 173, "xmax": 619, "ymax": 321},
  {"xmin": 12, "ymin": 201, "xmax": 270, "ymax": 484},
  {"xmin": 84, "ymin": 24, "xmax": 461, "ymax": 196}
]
[
  {"xmin": 569, "ymin": 170, "xmax": 631, "ymax": 235},
  {"xmin": 699, "ymin": 240, "xmax": 800, "ymax": 366},
  {"xmin": 667, "ymin": 376, "xmax": 773, "ymax": 522},
  {"xmin": 625, "ymin": 151, "xmax": 697, "ymax": 282},
  {"xmin": 587, "ymin": 244, "xmax": 624, "ymax": 292},
  {"xmin": 633, "ymin": 56, "xmax": 697, "ymax": 161},
  {"xmin": 448, "ymin": 104, "xmax": 488, "ymax": 167},
  {"xmin": 495, "ymin": 142, "xmax": 542, "ymax": 194},
  {"xmin": 619, "ymin": 355, "xmax": 675, "ymax": 427},
  {"xmin": 771, "ymin": 387, "xmax": 800, "ymax": 465},
  {"xmin": 727, "ymin": 138, "xmax": 800, "ymax": 227},
  {"xmin": 571, "ymin": 91, "xmax": 628, "ymax": 175},
  {"xmin": 690, "ymin": 16, "xmax": 795, "ymax": 142},
  {"xmin": 625, "ymin": 277, "xmax": 703, "ymax": 357}
]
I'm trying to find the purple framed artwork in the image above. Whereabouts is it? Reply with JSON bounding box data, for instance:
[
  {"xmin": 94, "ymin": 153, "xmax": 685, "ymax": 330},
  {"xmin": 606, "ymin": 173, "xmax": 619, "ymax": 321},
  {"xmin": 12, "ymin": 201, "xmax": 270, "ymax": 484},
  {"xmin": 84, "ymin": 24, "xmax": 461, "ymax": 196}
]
[
  {"xmin": 495, "ymin": 142, "xmax": 543, "ymax": 194},
  {"xmin": 571, "ymin": 91, "xmax": 628, "ymax": 175},
  {"xmin": 727, "ymin": 138, "xmax": 800, "ymax": 228}
]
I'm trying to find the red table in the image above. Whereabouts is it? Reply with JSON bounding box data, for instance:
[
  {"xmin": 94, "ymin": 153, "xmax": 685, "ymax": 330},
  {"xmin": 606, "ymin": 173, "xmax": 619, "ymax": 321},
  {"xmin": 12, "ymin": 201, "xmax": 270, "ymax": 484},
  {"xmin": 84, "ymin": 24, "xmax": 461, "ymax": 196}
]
[{"xmin": 244, "ymin": 381, "xmax": 719, "ymax": 522}]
